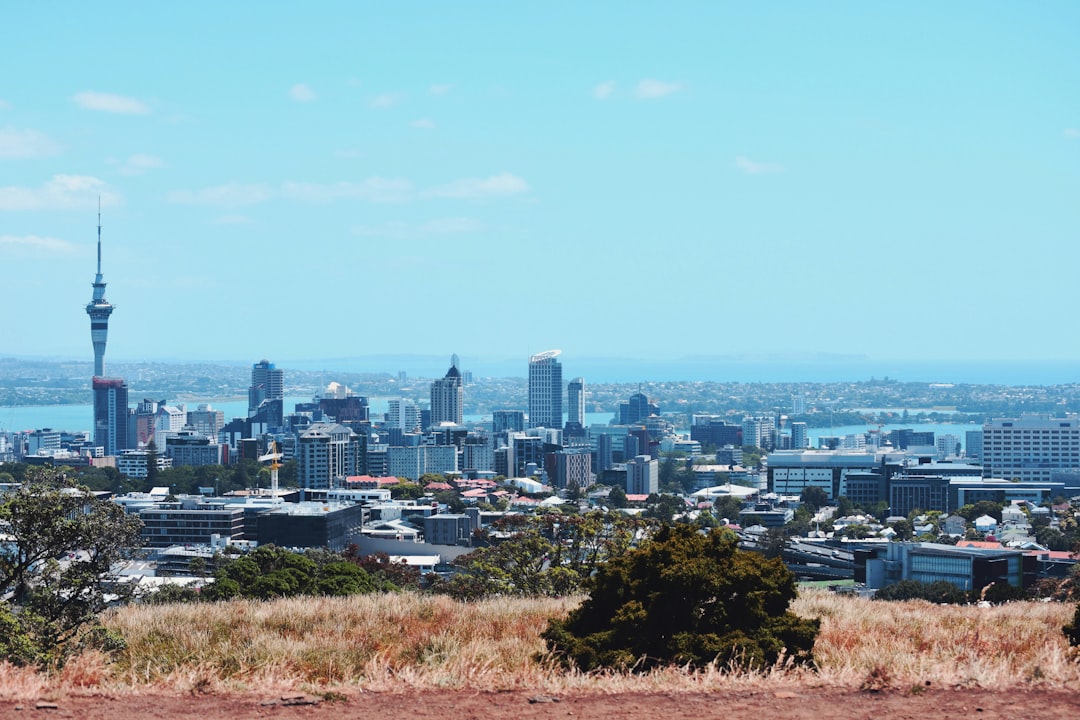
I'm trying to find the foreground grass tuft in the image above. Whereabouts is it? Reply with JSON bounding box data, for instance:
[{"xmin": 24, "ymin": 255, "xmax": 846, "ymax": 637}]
[{"xmin": 0, "ymin": 589, "xmax": 1078, "ymax": 697}]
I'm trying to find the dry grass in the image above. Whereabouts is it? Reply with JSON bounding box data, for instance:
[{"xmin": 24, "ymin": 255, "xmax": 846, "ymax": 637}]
[{"xmin": 0, "ymin": 589, "xmax": 1079, "ymax": 698}]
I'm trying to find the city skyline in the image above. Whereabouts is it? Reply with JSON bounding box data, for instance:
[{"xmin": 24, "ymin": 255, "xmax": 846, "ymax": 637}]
[{"xmin": 2, "ymin": 3, "xmax": 1078, "ymax": 366}]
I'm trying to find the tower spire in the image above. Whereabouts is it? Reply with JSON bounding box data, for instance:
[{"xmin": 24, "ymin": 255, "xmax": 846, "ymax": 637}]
[{"xmin": 86, "ymin": 201, "xmax": 115, "ymax": 377}]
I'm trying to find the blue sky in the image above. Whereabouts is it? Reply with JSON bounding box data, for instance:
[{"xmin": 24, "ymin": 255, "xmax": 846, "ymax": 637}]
[{"xmin": 2, "ymin": 2, "xmax": 1078, "ymax": 370}]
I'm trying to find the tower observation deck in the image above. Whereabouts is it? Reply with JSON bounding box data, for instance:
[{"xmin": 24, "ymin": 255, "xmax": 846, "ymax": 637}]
[{"xmin": 86, "ymin": 205, "xmax": 114, "ymax": 377}]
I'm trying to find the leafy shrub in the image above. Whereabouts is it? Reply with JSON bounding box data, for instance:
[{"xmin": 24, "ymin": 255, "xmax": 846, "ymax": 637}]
[
  {"xmin": 1064, "ymin": 602, "xmax": 1080, "ymax": 648},
  {"xmin": 873, "ymin": 580, "xmax": 970, "ymax": 604},
  {"xmin": 541, "ymin": 524, "xmax": 819, "ymax": 671}
]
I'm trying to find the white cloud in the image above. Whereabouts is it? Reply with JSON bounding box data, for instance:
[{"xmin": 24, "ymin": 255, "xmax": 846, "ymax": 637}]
[
  {"xmin": 0, "ymin": 234, "xmax": 77, "ymax": 256},
  {"xmin": 371, "ymin": 93, "xmax": 403, "ymax": 108},
  {"xmin": 352, "ymin": 217, "xmax": 486, "ymax": 238},
  {"xmin": 281, "ymin": 178, "xmax": 413, "ymax": 204},
  {"xmin": 427, "ymin": 172, "xmax": 530, "ymax": 199},
  {"xmin": 0, "ymin": 99, "xmax": 11, "ymax": 110},
  {"xmin": 166, "ymin": 183, "xmax": 273, "ymax": 207},
  {"xmin": 593, "ymin": 81, "xmax": 616, "ymax": 100},
  {"xmin": 115, "ymin": 153, "xmax": 165, "ymax": 176},
  {"xmin": 1065, "ymin": 128, "xmax": 1079, "ymax": 139},
  {"xmin": 0, "ymin": 126, "xmax": 60, "ymax": 158},
  {"xmin": 635, "ymin": 79, "xmax": 683, "ymax": 99},
  {"xmin": 0, "ymin": 175, "xmax": 120, "ymax": 211},
  {"xmin": 411, "ymin": 118, "xmax": 436, "ymax": 129},
  {"xmin": 429, "ymin": 84, "xmax": 453, "ymax": 96},
  {"xmin": 734, "ymin": 156, "xmax": 784, "ymax": 175},
  {"xmin": 72, "ymin": 91, "xmax": 150, "ymax": 114},
  {"xmin": 290, "ymin": 83, "xmax": 317, "ymax": 102}
]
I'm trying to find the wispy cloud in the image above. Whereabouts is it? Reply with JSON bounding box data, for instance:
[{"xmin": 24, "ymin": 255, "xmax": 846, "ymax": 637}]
[
  {"xmin": 72, "ymin": 91, "xmax": 150, "ymax": 114},
  {"xmin": 0, "ymin": 99, "xmax": 11, "ymax": 110},
  {"xmin": 429, "ymin": 84, "xmax": 453, "ymax": 96},
  {"xmin": 281, "ymin": 178, "xmax": 413, "ymax": 204},
  {"xmin": 371, "ymin": 93, "xmax": 403, "ymax": 108},
  {"xmin": 735, "ymin": 156, "xmax": 784, "ymax": 175},
  {"xmin": 166, "ymin": 183, "xmax": 273, "ymax": 207},
  {"xmin": 0, "ymin": 175, "xmax": 120, "ymax": 211},
  {"xmin": 635, "ymin": 79, "xmax": 683, "ymax": 99},
  {"xmin": 0, "ymin": 126, "xmax": 60, "ymax": 158},
  {"xmin": 290, "ymin": 83, "xmax": 317, "ymax": 102},
  {"xmin": 593, "ymin": 81, "xmax": 616, "ymax": 100},
  {"xmin": 352, "ymin": 217, "xmax": 486, "ymax": 239},
  {"xmin": 112, "ymin": 153, "xmax": 165, "ymax": 176},
  {"xmin": 411, "ymin": 118, "xmax": 436, "ymax": 130},
  {"xmin": 0, "ymin": 234, "xmax": 78, "ymax": 256},
  {"xmin": 1065, "ymin": 128, "xmax": 1079, "ymax": 139},
  {"xmin": 427, "ymin": 173, "xmax": 530, "ymax": 200}
]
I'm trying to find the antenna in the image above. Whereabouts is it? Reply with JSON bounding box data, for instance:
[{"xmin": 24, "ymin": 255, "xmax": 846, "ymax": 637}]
[{"xmin": 96, "ymin": 196, "xmax": 102, "ymax": 276}]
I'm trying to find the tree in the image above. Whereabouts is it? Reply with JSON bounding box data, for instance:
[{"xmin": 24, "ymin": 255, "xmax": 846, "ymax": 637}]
[
  {"xmin": 607, "ymin": 485, "xmax": 628, "ymax": 508},
  {"xmin": 0, "ymin": 467, "xmax": 144, "ymax": 665},
  {"xmin": 873, "ymin": 580, "xmax": 969, "ymax": 604},
  {"xmin": 542, "ymin": 525, "xmax": 818, "ymax": 671},
  {"xmin": 799, "ymin": 486, "xmax": 828, "ymax": 512},
  {"xmin": 144, "ymin": 439, "xmax": 160, "ymax": 486}
]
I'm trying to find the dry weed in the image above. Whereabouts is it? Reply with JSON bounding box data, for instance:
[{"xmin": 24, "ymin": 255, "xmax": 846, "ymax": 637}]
[{"xmin": 1, "ymin": 588, "xmax": 1079, "ymax": 696}]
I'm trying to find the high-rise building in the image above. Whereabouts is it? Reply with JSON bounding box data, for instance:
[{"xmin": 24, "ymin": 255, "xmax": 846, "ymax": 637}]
[
  {"xmin": 248, "ymin": 360, "xmax": 284, "ymax": 418},
  {"xmin": 790, "ymin": 422, "xmax": 808, "ymax": 450},
  {"xmin": 298, "ymin": 422, "xmax": 364, "ymax": 490},
  {"xmin": 85, "ymin": 206, "xmax": 114, "ymax": 378},
  {"xmin": 92, "ymin": 377, "xmax": 129, "ymax": 456},
  {"xmin": 982, "ymin": 415, "xmax": 1080, "ymax": 483},
  {"xmin": 567, "ymin": 377, "xmax": 585, "ymax": 425},
  {"xmin": 493, "ymin": 410, "xmax": 525, "ymax": 434},
  {"xmin": 387, "ymin": 399, "xmax": 421, "ymax": 431},
  {"xmin": 528, "ymin": 350, "xmax": 562, "ymax": 429},
  {"xmin": 626, "ymin": 454, "xmax": 659, "ymax": 495},
  {"xmin": 430, "ymin": 354, "xmax": 464, "ymax": 426}
]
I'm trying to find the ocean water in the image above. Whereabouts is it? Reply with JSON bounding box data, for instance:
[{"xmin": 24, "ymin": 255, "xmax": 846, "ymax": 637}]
[{"xmin": 291, "ymin": 355, "xmax": 1080, "ymax": 385}]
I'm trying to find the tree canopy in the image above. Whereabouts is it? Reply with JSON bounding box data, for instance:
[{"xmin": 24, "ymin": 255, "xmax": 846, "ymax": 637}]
[{"xmin": 541, "ymin": 525, "xmax": 819, "ymax": 671}]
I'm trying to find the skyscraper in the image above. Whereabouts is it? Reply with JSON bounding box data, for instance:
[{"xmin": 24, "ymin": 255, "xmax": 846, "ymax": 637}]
[
  {"xmin": 85, "ymin": 205, "xmax": 114, "ymax": 378},
  {"xmin": 93, "ymin": 377, "xmax": 129, "ymax": 456},
  {"xmin": 430, "ymin": 354, "xmax": 464, "ymax": 426},
  {"xmin": 528, "ymin": 350, "xmax": 562, "ymax": 429},
  {"xmin": 567, "ymin": 377, "xmax": 585, "ymax": 426},
  {"xmin": 248, "ymin": 360, "xmax": 284, "ymax": 418}
]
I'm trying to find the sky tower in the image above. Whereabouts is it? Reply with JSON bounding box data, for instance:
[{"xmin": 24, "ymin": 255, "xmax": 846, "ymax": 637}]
[{"xmin": 85, "ymin": 202, "xmax": 114, "ymax": 377}]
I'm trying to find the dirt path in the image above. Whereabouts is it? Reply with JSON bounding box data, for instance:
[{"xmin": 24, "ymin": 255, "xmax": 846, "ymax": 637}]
[{"xmin": 1, "ymin": 688, "xmax": 1078, "ymax": 720}]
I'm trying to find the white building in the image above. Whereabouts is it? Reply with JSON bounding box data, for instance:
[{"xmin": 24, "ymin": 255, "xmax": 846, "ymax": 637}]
[
  {"xmin": 983, "ymin": 415, "xmax": 1080, "ymax": 483},
  {"xmin": 298, "ymin": 422, "xmax": 363, "ymax": 490},
  {"xmin": 626, "ymin": 454, "xmax": 659, "ymax": 495}
]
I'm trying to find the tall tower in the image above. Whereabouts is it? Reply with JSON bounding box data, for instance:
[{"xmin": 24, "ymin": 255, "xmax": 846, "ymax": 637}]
[
  {"xmin": 430, "ymin": 354, "xmax": 463, "ymax": 426},
  {"xmin": 528, "ymin": 350, "xmax": 563, "ymax": 429},
  {"xmin": 248, "ymin": 359, "xmax": 284, "ymax": 416},
  {"xmin": 567, "ymin": 377, "xmax": 585, "ymax": 426},
  {"xmin": 85, "ymin": 204, "xmax": 114, "ymax": 377}
]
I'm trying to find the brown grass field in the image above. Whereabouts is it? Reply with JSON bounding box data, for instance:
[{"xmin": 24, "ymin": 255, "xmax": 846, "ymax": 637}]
[{"xmin": 0, "ymin": 590, "xmax": 1079, "ymax": 719}]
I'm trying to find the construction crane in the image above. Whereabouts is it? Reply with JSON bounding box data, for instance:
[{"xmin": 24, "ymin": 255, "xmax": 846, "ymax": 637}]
[{"xmin": 258, "ymin": 441, "xmax": 283, "ymax": 494}]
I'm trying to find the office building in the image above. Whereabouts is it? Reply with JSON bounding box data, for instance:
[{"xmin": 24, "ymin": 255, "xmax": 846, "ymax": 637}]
[
  {"xmin": 248, "ymin": 360, "xmax": 284, "ymax": 418},
  {"xmin": 965, "ymin": 430, "xmax": 984, "ymax": 460},
  {"xmin": 430, "ymin": 355, "xmax": 464, "ymax": 426},
  {"xmin": 387, "ymin": 399, "xmax": 421, "ymax": 432},
  {"xmin": 547, "ymin": 448, "xmax": 592, "ymax": 491},
  {"xmin": 528, "ymin": 350, "xmax": 562, "ymax": 429},
  {"xmin": 565, "ymin": 379, "xmax": 583, "ymax": 436},
  {"xmin": 790, "ymin": 422, "xmax": 808, "ymax": 450},
  {"xmin": 93, "ymin": 377, "xmax": 129, "ymax": 456},
  {"xmin": 187, "ymin": 404, "xmax": 224, "ymax": 437},
  {"xmin": 626, "ymin": 454, "xmax": 659, "ymax": 495},
  {"xmin": 493, "ymin": 410, "xmax": 525, "ymax": 434},
  {"xmin": 165, "ymin": 431, "xmax": 223, "ymax": 467},
  {"xmin": 982, "ymin": 415, "xmax": 1080, "ymax": 484},
  {"xmin": 298, "ymin": 423, "xmax": 364, "ymax": 490}
]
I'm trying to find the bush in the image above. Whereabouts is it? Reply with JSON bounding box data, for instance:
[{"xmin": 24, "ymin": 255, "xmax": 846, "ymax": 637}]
[
  {"xmin": 873, "ymin": 580, "xmax": 970, "ymax": 604},
  {"xmin": 1065, "ymin": 603, "xmax": 1080, "ymax": 648},
  {"xmin": 541, "ymin": 525, "xmax": 819, "ymax": 671}
]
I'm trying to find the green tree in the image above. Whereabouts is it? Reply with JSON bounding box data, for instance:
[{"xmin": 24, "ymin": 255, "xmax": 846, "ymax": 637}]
[
  {"xmin": 873, "ymin": 580, "xmax": 970, "ymax": 604},
  {"xmin": 799, "ymin": 486, "xmax": 828, "ymax": 512},
  {"xmin": 144, "ymin": 439, "xmax": 160, "ymax": 486},
  {"xmin": 541, "ymin": 525, "xmax": 819, "ymax": 671},
  {"xmin": 0, "ymin": 467, "xmax": 144, "ymax": 665},
  {"xmin": 607, "ymin": 485, "xmax": 628, "ymax": 508}
]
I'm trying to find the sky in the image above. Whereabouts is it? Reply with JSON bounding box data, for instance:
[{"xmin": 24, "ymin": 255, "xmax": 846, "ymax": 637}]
[{"xmin": 2, "ymin": 2, "xmax": 1078, "ymax": 373}]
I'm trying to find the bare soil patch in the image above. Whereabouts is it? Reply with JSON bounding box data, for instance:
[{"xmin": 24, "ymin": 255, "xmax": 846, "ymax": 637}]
[{"xmin": 0, "ymin": 688, "xmax": 1077, "ymax": 720}]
